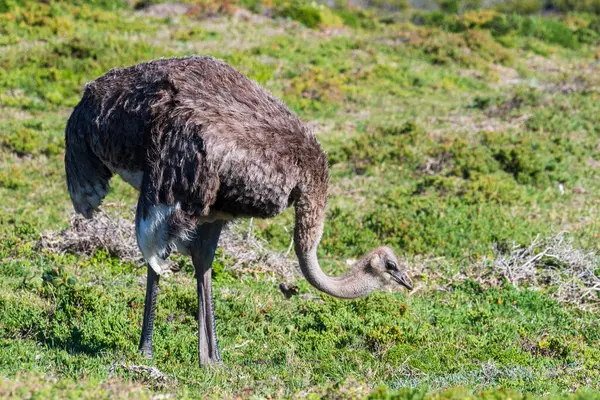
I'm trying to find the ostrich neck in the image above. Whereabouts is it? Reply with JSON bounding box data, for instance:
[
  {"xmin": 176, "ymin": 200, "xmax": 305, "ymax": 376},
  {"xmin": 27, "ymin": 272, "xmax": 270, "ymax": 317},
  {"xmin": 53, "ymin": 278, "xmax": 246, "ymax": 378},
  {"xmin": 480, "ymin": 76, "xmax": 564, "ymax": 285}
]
[
  {"xmin": 294, "ymin": 189, "xmax": 377, "ymax": 299},
  {"xmin": 295, "ymin": 247, "xmax": 377, "ymax": 299}
]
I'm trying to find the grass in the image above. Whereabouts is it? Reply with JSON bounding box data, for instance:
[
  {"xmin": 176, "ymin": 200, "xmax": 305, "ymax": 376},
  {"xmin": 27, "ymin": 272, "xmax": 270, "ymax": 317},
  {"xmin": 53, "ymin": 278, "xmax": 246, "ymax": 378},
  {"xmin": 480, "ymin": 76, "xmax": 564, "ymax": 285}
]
[{"xmin": 0, "ymin": 1, "xmax": 599, "ymax": 398}]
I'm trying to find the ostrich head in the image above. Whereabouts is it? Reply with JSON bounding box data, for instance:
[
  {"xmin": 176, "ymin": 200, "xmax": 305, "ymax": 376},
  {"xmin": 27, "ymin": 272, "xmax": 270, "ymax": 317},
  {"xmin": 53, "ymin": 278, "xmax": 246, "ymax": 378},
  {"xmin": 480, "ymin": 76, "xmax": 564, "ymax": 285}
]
[
  {"xmin": 296, "ymin": 241, "xmax": 413, "ymax": 299},
  {"xmin": 360, "ymin": 246, "xmax": 413, "ymax": 291}
]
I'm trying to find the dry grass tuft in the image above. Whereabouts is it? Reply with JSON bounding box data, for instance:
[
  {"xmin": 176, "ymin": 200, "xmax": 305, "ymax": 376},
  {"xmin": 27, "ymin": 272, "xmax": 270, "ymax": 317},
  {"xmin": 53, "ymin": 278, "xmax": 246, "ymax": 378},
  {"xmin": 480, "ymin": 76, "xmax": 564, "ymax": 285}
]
[
  {"xmin": 38, "ymin": 214, "xmax": 299, "ymax": 281},
  {"xmin": 416, "ymin": 151, "xmax": 453, "ymax": 176},
  {"xmin": 409, "ymin": 233, "xmax": 600, "ymax": 310},
  {"xmin": 115, "ymin": 364, "xmax": 176, "ymax": 391},
  {"xmin": 38, "ymin": 213, "xmax": 142, "ymax": 264},
  {"xmin": 481, "ymin": 233, "xmax": 600, "ymax": 309},
  {"xmin": 219, "ymin": 220, "xmax": 299, "ymax": 281}
]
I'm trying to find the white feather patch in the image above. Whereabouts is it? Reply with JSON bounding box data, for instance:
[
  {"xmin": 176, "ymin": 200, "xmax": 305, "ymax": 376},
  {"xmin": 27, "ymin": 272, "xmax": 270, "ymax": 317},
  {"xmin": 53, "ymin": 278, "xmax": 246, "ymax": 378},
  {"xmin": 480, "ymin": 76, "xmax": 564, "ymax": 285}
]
[{"xmin": 136, "ymin": 204, "xmax": 176, "ymax": 275}]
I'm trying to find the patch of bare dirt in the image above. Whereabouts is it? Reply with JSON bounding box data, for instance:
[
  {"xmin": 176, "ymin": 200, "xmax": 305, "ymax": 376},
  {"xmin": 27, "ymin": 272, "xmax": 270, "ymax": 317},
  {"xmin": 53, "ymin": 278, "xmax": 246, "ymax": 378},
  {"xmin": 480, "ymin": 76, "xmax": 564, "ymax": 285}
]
[
  {"xmin": 0, "ymin": 107, "xmax": 33, "ymax": 122},
  {"xmin": 136, "ymin": 3, "xmax": 193, "ymax": 18},
  {"xmin": 135, "ymin": 1, "xmax": 269, "ymax": 24},
  {"xmin": 527, "ymin": 54, "xmax": 565, "ymax": 76},
  {"xmin": 544, "ymin": 75, "xmax": 600, "ymax": 95},
  {"xmin": 457, "ymin": 68, "xmax": 485, "ymax": 81},
  {"xmin": 520, "ymin": 54, "xmax": 600, "ymax": 93},
  {"xmin": 587, "ymin": 158, "xmax": 600, "ymax": 169},
  {"xmin": 429, "ymin": 114, "xmax": 527, "ymax": 142},
  {"xmin": 483, "ymin": 95, "xmax": 534, "ymax": 119},
  {"xmin": 489, "ymin": 64, "xmax": 522, "ymax": 86},
  {"xmin": 458, "ymin": 65, "xmax": 522, "ymax": 87}
]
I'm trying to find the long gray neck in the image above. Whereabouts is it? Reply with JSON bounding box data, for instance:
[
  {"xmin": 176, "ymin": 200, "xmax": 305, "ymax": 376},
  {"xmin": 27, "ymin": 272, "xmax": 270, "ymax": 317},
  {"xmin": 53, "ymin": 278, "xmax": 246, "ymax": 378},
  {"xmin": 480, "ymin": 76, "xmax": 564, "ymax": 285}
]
[
  {"xmin": 295, "ymin": 247, "xmax": 378, "ymax": 299},
  {"xmin": 294, "ymin": 188, "xmax": 377, "ymax": 299}
]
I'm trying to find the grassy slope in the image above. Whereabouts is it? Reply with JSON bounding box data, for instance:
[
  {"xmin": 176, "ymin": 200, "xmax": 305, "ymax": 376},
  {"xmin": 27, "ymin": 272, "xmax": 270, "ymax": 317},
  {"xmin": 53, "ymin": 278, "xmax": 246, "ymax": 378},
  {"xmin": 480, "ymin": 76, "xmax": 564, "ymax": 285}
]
[{"xmin": 0, "ymin": 2, "xmax": 599, "ymax": 398}]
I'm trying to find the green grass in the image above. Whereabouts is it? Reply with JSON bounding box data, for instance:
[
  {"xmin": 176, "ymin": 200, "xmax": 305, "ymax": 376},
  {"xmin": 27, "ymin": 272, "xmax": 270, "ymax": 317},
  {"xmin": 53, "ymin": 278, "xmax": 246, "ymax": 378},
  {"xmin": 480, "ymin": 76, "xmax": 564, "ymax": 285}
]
[{"xmin": 0, "ymin": 1, "xmax": 599, "ymax": 398}]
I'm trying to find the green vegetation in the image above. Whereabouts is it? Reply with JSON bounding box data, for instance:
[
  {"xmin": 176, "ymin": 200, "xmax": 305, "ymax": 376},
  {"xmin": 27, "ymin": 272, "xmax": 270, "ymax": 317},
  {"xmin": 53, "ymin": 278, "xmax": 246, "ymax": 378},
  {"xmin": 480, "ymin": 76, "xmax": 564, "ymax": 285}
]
[{"xmin": 0, "ymin": 0, "xmax": 599, "ymax": 398}]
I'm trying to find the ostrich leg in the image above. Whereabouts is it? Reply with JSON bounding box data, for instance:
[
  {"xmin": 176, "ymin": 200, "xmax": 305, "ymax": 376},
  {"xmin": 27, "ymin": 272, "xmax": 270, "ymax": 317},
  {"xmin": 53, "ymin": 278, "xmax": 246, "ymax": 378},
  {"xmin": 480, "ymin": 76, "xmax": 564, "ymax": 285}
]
[
  {"xmin": 139, "ymin": 264, "xmax": 160, "ymax": 359},
  {"xmin": 190, "ymin": 221, "xmax": 224, "ymax": 366}
]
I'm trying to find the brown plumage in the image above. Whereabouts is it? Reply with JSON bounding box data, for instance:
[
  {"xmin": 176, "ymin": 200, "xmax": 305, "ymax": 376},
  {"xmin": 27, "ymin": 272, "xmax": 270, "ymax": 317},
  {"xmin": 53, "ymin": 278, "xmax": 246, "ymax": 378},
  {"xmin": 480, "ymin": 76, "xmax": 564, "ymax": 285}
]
[{"xmin": 64, "ymin": 56, "xmax": 412, "ymax": 366}]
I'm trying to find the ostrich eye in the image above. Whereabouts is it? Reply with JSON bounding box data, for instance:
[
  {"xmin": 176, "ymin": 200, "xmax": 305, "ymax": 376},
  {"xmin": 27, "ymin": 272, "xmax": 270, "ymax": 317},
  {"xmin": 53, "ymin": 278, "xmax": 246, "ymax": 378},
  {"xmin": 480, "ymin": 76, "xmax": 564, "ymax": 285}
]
[{"xmin": 385, "ymin": 260, "xmax": 397, "ymax": 270}]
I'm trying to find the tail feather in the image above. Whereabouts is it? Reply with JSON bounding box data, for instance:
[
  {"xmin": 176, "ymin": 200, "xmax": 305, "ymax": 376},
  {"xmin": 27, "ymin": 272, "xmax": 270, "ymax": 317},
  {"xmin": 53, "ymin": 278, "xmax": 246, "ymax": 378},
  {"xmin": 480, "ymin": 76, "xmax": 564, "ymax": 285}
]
[{"xmin": 64, "ymin": 103, "xmax": 112, "ymax": 218}]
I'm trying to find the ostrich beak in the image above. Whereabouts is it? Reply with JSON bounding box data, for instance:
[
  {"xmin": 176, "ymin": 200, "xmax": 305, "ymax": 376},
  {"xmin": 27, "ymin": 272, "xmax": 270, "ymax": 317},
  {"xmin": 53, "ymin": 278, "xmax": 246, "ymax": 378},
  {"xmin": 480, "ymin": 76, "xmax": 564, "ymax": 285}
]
[{"xmin": 390, "ymin": 270, "xmax": 413, "ymax": 291}]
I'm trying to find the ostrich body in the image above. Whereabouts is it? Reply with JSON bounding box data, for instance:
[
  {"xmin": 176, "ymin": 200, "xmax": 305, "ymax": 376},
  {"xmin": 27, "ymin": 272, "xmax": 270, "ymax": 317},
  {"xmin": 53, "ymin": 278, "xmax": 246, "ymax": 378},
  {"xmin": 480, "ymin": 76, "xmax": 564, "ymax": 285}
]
[{"xmin": 64, "ymin": 56, "xmax": 412, "ymax": 365}]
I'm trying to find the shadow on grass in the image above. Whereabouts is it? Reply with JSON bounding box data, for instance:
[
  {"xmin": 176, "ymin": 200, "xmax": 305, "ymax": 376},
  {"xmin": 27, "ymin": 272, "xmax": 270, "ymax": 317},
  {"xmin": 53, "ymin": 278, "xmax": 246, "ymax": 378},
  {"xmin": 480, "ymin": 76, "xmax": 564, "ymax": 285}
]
[{"xmin": 40, "ymin": 325, "xmax": 119, "ymax": 357}]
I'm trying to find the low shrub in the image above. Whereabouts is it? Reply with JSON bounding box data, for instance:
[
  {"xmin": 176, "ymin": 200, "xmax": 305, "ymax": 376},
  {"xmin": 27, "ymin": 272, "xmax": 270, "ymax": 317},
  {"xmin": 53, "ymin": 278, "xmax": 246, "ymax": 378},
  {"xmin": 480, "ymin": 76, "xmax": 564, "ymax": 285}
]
[
  {"xmin": 520, "ymin": 16, "xmax": 580, "ymax": 48},
  {"xmin": 279, "ymin": 2, "xmax": 344, "ymax": 29}
]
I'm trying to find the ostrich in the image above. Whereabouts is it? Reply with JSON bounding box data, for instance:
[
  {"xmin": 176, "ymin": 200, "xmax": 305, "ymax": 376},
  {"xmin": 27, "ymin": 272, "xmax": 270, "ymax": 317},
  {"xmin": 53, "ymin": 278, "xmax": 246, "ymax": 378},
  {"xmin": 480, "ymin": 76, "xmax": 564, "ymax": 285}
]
[{"xmin": 64, "ymin": 56, "xmax": 413, "ymax": 366}]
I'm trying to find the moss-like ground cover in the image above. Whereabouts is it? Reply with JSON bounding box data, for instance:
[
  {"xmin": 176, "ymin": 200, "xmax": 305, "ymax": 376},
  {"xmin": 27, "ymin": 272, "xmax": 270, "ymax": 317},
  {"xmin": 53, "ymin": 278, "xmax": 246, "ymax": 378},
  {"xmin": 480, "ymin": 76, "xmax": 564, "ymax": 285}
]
[{"xmin": 0, "ymin": 1, "xmax": 599, "ymax": 398}]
